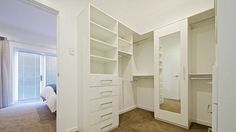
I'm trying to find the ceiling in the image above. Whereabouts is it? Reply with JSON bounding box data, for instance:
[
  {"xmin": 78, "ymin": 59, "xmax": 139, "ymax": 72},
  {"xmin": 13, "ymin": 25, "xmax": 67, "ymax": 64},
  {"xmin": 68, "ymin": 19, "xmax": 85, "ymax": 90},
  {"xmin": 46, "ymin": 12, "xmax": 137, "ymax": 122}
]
[
  {"xmin": 0, "ymin": 0, "xmax": 57, "ymax": 48},
  {"xmin": 92, "ymin": 0, "xmax": 214, "ymax": 34}
]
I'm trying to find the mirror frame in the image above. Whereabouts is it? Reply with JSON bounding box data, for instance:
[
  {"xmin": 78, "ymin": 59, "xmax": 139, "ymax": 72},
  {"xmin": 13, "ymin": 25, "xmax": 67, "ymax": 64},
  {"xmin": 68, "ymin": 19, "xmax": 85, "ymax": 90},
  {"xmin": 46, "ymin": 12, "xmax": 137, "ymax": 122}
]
[{"xmin": 154, "ymin": 19, "xmax": 190, "ymax": 128}]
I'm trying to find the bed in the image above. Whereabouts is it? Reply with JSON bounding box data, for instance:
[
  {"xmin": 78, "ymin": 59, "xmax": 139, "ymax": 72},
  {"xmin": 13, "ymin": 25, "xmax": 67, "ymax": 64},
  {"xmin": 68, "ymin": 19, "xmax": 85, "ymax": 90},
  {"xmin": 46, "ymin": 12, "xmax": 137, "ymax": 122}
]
[{"xmin": 40, "ymin": 84, "xmax": 57, "ymax": 113}]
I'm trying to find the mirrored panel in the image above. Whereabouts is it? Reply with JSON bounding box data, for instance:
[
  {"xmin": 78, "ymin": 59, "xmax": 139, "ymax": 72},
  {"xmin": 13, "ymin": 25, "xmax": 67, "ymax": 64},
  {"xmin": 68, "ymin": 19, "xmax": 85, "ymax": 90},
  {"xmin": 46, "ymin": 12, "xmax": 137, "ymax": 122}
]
[{"xmin": 159, "ymin": 32, "xmax": 181, "ymax": 113}]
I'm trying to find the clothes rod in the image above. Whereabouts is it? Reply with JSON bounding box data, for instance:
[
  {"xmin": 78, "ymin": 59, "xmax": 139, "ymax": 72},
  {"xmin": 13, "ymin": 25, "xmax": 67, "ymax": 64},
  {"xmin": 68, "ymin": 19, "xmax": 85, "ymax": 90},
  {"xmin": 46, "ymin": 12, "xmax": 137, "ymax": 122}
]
[
  {"xmin": 134, "ymin": 37, "xmax": 152, "ymax": 44},
  {"xmin": 190, "ymin": 78, "xmax": 212, "ymax": 80}
]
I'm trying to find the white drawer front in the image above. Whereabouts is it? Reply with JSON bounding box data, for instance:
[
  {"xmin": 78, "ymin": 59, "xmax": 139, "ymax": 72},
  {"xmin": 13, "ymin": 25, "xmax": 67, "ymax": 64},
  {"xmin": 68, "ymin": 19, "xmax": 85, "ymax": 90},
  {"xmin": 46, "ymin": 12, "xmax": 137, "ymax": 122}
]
[
  {"xmin": 89, "ymin": 75, "xmax": 119, "ymax": 87},
  {"xmin": 90, "ymin": 107, "xmax": 118, "ymax": 125},
  {"xmin": 90, "ymin": 96, "xmax": 118, "ymax": 112},
  {"xmin": 89, "ymin": 86, "xmax": 118, "ymax": 100},
  {"xmin": 89, "ymin": 116, "xmax": 119, "ymax": 132}
]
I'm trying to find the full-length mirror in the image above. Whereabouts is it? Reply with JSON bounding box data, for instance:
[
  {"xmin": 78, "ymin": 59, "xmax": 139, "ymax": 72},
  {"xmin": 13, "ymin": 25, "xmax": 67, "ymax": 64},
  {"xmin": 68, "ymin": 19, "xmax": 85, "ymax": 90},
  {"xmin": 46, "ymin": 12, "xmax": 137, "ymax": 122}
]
[{"xmin": 159, "ymin": 32, "xmax": 181, "ymax": 113}]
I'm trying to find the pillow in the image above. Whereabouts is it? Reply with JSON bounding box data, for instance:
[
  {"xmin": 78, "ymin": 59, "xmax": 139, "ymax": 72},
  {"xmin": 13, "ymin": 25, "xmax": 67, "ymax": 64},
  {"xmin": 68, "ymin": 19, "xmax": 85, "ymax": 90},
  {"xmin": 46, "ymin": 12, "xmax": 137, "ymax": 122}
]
[{"xmin": 46, "ymin": 84, "xmax": 57, "ymax": 94}]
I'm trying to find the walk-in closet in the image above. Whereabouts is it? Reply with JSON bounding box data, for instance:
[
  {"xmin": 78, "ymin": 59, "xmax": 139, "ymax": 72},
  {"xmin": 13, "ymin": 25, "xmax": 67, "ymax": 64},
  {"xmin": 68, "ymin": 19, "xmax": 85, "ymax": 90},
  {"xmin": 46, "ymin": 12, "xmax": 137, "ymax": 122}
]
[{"xmin": 78, "ymin": 4, "xmax": 216, "ymax": 132}]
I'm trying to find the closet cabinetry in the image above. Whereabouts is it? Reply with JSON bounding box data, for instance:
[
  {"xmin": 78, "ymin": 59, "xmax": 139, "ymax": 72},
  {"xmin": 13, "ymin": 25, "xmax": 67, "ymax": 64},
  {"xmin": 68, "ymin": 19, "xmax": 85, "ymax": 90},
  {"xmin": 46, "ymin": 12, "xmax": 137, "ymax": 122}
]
[
  {"xmin": 154, "ymin": 9, "xmax": 215, "ymax": 129},
  {"xmin": 118, "ymin": 23, "xmax": 136, "ymax": 113},
  {"xmin": 188, "ymin": 9, "xmax": 215, "ymax": 127},
  {"xmin": 78, "ymin": 5, "xmax": 119, "ymax": 132},
  {"xmin": 133, "ymin": 32, "xmax": 155, "ymax": 111}
]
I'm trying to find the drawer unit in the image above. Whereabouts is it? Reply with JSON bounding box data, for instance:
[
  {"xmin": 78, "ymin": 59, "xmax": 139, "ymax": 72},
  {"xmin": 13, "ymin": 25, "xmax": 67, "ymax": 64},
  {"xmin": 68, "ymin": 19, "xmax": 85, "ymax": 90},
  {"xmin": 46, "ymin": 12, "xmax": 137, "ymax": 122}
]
[
  {"xmin": 89, "ymin": 75, "xmax": 119, "ymax": 87},
  {"xmin": 89, "ymin": 116, "xmax": 119, "ymax": 132},
  {"xmin": 90, "ymin": 107, "xmax": 119, "ymax": 125},
  {"xmin": 90, "ymin": 96, "xmax": 119, "ymax": 112},
  {"xmin": 89, "ymin": 86, "xmax": 119, "ymax": 100}
]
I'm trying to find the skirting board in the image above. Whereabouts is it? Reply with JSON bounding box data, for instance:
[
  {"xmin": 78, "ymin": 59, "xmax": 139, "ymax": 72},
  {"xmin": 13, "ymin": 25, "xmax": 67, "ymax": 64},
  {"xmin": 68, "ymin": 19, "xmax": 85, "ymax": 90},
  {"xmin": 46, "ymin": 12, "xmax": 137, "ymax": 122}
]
[
  {"xmin": 119, "ymin": 105, "xmax": 137, "ymax": 114},
  {"xmin": 191, "ymin": 119, "xmax": 212, "ymax": 127},
  {"xmin": 66, "ymin": 127, "xmax": 78, "ymax": 132},
  {"xmin": 137, "ymin": 105, "xmax": 154, "ymax": 112}
]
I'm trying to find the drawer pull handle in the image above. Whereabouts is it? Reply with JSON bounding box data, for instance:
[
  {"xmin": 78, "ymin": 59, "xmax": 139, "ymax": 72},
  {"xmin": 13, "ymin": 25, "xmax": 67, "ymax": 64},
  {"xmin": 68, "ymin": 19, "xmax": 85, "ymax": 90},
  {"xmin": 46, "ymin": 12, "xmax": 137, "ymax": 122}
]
[
  {"xmin": 100, "ymin": 102, "xmax": 112, "ymax": 108},
  {"xmin": 100, "ymin": 91, "xmax": 112, "ymax": 96},
  {"xmin": 101, "ymin": 123, "xmax": 112, "ymax": 130},
  {"xmin": 101, "ymin": 112, "xmax": 112, "ymax": 118}
]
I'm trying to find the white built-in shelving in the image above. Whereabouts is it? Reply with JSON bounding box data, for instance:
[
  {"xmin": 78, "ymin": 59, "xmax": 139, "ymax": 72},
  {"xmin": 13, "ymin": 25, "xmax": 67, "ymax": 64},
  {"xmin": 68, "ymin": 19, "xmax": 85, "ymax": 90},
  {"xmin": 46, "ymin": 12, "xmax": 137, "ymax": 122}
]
[{"xmin": 89, "ymin": 5, "xmax": 118, "ymax": 75}]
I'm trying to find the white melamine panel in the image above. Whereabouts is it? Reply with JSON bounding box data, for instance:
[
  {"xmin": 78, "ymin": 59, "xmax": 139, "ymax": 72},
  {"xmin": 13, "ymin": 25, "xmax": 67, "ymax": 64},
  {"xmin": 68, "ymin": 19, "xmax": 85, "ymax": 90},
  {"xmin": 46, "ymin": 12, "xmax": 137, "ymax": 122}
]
[
  {"xmin": 89, "ymin": 116, "xmax": 119, "ymax": 132},
  {"xmin": 189, "ymin": 14, "xmax": 215, "ymax": 127},
  {"xmin": 89, "ymin": 75, "xmax": 119, "ymax": 87},
  {"xmin": 191, "ymin": 80, "xmax": 212, "ymax": 126},
  {"xmin": 135, "ymin": 78, "xmax": 154, "ymax": 111},
  {"xmin": 89, "ymin": 107, "xmax": 119, "ymax": 125},
  {"xmin": 90, "ymin": 21, "xmax": 117, "ymax": 44},
  {"xmin": 133, "ymin": 37, "xmax": 154, "ymax": 75},
  {"xmin": 190, "ymin": 18, "xmax": 215, "ymax": 74},
  {"xmin": 90, "ymin": 96, "xmax": 119, "ymax": 112},
  {"xmin": 88, "ymin": 86, "xmax": 118, "ymax": 100},
  {"xmin": 123, "ymin": 81, "xmax": 136, "ymax": 111},
  {"xmin": 90, "ymin": 6, "xmax": 117, "ymax": 32},
  {"xmin": 90, "ymin": 60, "xmax": 117, "ymax": 75}
]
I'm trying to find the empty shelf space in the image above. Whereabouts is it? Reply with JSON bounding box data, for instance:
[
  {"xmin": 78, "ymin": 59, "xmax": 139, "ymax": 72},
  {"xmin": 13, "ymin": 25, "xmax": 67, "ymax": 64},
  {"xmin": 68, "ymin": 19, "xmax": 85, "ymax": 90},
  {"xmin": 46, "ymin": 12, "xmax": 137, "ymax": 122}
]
[
  {"xmin": 90, "ymin": 38, "xmax": 117, "ymax": 51},
  {"xmin": 118, "ymin": 37, "xmax": 132, "ymax": 46},
  {"xmin": 90, "ymin": 55, "xmax": 117, "ymax": 63},
  {"xmin": 90, "ymin": 6, "xmax": 117, "ymax": 32},
  {"xmin": 118, "ymin": 50, "xmax": 132, "ymax": 57},
  {"xmin": 90, "ymin": 21, "xmax": 117, "ymax": 35}
]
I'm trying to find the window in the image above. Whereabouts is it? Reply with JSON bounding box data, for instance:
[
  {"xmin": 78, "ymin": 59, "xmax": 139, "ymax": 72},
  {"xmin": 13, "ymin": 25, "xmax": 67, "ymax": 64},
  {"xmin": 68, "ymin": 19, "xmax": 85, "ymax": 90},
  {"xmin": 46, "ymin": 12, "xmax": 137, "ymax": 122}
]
[
  {"xmin": 46, "ymin": 56, "xmax": 57, "ymax": 85},
  {"xmin": 18, "ymin": 52, "xmax": 41, "ymax": 100},
  {"xmin": 16, "ymin": 51, "xmax": 57, "ymax": 101}
]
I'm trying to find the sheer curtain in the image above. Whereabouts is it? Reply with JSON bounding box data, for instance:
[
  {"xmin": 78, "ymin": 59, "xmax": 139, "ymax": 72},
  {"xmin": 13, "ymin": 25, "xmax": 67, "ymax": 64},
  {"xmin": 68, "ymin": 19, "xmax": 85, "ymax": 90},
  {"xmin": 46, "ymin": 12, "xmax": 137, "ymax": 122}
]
[{"xmin": 0, "ymin": 39, "xmax": 10, "ymax": 109}]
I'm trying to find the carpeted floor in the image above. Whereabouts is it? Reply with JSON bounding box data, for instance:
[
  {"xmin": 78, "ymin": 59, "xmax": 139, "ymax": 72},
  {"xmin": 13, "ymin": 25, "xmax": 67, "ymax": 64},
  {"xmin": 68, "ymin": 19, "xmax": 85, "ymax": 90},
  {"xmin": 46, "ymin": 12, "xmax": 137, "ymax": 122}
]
[
  {"xmin": 0, "ymin": 102, "xmax": 56, "ymax": 132},
  {"xmin": 0, "ymin": 103, "xmax": 209, "ymax": 132},
  {"xmin": 112, "ymin": 108, "xmax": 209, "ymax": 132}
]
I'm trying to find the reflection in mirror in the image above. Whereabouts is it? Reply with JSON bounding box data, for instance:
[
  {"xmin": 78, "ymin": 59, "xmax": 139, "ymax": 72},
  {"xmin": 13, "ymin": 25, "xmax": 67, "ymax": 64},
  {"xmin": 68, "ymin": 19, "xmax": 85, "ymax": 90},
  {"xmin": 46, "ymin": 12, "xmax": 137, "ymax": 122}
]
[{"xmin": 159, "ymin": 32, "xmax": 181, "ymax": 113}]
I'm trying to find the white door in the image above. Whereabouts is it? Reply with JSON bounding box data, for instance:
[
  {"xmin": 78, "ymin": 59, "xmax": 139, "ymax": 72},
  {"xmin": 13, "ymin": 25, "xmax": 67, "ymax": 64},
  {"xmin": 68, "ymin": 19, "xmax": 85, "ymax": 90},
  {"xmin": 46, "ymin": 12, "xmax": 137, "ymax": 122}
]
[{"xmin": 154, "ymin": 19, "xmax": 189, "ymax": 128}]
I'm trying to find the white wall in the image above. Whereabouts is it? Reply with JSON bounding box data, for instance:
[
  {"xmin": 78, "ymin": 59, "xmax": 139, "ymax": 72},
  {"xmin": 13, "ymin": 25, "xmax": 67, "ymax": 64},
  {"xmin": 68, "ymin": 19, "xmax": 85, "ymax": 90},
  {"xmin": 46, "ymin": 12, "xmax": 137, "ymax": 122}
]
[
  {"xmin": 217, "ymin": 0, "xmax": 236, "ymax": 131},
  {"xmin": 135, "ymin": 78, "xmax": 154, "ymax": 111},
  {"xmin": 133, "ymin": 38, "xmax": 154, "ymax": 75},
  {"xmin": 133, "ymin": 37, "xmax": 154, "ymax": 111},
  {"xmin": 190, "ymin": 18, "xmax": 215, "ymax": 73},
  {"xmin": 160, "ymin": 32, "xmax": 181, "ymax": 100}
]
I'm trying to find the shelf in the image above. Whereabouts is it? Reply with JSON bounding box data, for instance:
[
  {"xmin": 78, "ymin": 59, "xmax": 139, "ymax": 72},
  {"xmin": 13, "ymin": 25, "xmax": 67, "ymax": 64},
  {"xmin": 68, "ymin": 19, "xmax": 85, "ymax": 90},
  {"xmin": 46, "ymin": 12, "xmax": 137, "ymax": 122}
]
[
  {"xmin": 118, "ymin": 23, "xmax": 133, "ymax": 42},
  {"xmin": 133, "ymin": 74, "xmax": 154, "ymax": 77},
  {"xmin": 90, "ymin": 21, "xmax": 117, "ymax": 43},
  {"xmin": 118, "ymin": 37, "xmax": 132, "ymax": 46},
  {"xmin": 90, "ymin": 38, "xmax": 117, "ymax": 51},
  {"xmin": 118, "ymin": 50, "xmax": 132, "ymax": 57},
  {"xmin": 90, "ymin": 55, "xmax": 117, "ymax": 63},
  {"xmin": 90, "ymin": 6, "xmax": 117, "ymax": 32},
  {"xmin": 190, "ymin": 77, "xmax": 212, "ymax": 80},
  {"xmin": 189, "ymin": 73, "xmax": 212, "ymax": 76},
  {"xmin": 90, "ymin": 21, "xmax": 116, "ymax": 34},
  {"xmin": 189, "ymin": 73, "xmax": 212, "ymax": 80}
]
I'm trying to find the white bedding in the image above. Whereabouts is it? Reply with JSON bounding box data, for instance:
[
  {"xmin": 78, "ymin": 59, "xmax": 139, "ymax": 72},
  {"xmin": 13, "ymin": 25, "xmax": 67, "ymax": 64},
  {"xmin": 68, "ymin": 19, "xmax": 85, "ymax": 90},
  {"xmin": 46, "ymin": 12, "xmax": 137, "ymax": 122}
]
[{"xmin": 41, "ymin": 86, "xmax": 57, "ymax": 112}]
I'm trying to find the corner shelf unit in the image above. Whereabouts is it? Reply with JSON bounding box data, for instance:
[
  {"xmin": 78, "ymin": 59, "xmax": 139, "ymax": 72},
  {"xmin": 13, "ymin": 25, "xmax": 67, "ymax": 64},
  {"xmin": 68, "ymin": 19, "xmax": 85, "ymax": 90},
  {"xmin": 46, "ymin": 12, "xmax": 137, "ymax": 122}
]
[
  {"xmin": 89, "ymin": 5, "xmax": 118, "ymax": 75},
  {"xmin": 118, "ymin": 23, "xmax": 133, "ymax": 56}
]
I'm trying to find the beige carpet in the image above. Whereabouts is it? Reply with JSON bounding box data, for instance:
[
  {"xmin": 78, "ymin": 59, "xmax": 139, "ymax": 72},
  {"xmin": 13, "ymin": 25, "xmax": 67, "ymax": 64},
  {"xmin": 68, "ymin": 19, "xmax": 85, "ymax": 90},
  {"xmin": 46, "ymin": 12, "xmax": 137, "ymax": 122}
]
[
  {"xmin": 0, "ymin": 102, "xmax": 56, "ymax": 132},
  {"xmin": 112, "ymin": 108, "xmax": 209, "ymax": 132}
]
